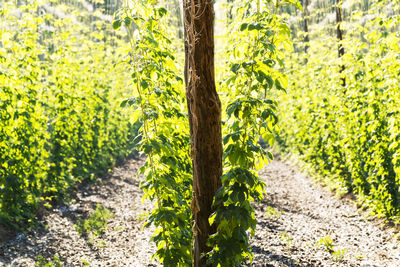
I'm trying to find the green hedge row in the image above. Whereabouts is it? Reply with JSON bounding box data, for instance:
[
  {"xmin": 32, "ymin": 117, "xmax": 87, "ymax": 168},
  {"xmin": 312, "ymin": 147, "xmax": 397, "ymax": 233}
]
[
  {"xmin": 0, "ymin": 2, "xmax": 136, "ymax": 228},
  {"xmin": 278, "ymin": 5, "xmax": 400, "ymax": 221}
]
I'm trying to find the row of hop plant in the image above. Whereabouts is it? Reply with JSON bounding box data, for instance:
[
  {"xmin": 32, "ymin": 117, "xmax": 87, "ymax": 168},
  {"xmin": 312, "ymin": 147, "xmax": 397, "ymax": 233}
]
[
  {"xmin": 0, "ymin": 2, "xmax": 137, "ymax": 229},
  {"xmin": 277, "ymin": 0, "xmax": 400, "ymax": 222},
  {"xmin": 115, "ymin": 0, "xmax": 299, "ymax": 265}
]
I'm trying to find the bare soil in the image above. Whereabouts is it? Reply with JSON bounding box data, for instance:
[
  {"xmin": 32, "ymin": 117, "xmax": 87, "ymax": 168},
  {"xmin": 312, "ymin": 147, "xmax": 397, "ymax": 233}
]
[
  {"xmin": 0, "ymin": 156, "xmax": 157, "ymax": 267},
  {"xmin": 251, "ymin": 159, "xmax": 400, "ymax": 266},
  {"xmin": 1, "ymin": 156, "xmax": 400, "ymax": 266}
]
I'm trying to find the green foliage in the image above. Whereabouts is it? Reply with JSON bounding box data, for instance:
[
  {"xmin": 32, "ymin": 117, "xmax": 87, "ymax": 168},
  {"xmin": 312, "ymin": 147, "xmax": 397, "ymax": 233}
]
[
  {"xmin": 75, "ymin": 204, "xmax": 114, "ymax": 243},
  {"xmin": 0, "ymin": 1, "xmax": 136, "ymax": 229},
  {"xmin": 277, "ymin": 0, "xmax": 400, "ymax": 222},
  {"xmin": 207, "ymin": 0, "xmax": 299, "ymax": 265},
  {"xmin": 35, "ymin": 253, "xmax": 63, "ymax": 267},
  {"xmin": 315, "ymin": 235, "xmax": 334, "ymax": 253},
  {"xmin": 315, "ymin": 235, "xmax": 347, "ymax": 262},
  {"xmin": 265, "ymin": 206, "xmax": 284, "ymax": 218},
  {"xmin": 332, "ymin": 248, "xmax": 347, "ymax": 262},
  {"xmin": 116, "ymin": 1, "xmax": 192, "ymax": 265},
  {"xmin": 80, "ymin": 258, "xmax": 91, "ymax": 266},
  {"xmin": 3, "ymin": 0, "xmax": 300, "ymax": 265},
  {"xmin": 280, "ymin": 232, "xmax": 294, "ymax": 248},
  {"xmin": 116, "ymin": 0, "xmax": 297, "ymax": 265}
]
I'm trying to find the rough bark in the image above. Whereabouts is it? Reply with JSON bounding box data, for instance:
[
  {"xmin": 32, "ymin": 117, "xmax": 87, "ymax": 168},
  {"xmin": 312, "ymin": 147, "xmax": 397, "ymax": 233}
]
[
  {"xmin": 182, "ymin": 0, "xmax": 222, "ymax": 266},
  {"xmin": 336, "ymin": 0, "xmax": 346, "ymax": 87}
]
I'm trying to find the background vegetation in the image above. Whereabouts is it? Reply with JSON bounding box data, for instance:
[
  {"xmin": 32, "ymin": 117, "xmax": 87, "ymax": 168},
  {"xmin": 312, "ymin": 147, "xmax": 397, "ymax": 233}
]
[
  {"xmin": 277, "ymin": 0, "xmax": 400, "ymax": 222},
  {"xmin": 0, "ymin": 0, "xmax": 137, "ymax": 229}
]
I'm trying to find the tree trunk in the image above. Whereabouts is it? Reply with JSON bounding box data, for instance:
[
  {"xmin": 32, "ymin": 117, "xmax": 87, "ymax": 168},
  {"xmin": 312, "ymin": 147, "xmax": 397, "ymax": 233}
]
[
  {"xmin": 182, "ymin": 0, "xmax": 222, "ymax": 266},
  {"xmin": 336, "ymin": 0, "xmax": 345, "ymax": 87}
]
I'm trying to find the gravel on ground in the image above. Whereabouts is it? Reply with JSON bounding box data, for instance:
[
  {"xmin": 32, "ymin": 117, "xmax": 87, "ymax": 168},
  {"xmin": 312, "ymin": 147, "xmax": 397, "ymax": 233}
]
[{"xmin": 1, "ymin": 156, "xmax": 400, "ymax": 266}]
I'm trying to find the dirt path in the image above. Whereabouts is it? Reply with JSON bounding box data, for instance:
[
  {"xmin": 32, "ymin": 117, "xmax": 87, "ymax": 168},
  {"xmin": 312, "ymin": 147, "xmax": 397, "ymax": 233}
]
[
  {"xmin": 0, "ymin": 157, "xmax": 157, "ymax": 267},
  {"xmin": 251, "ymin": 159, "xmax": 400, "ymax": 266},
  {"xmin": 1, "ymin": 157, "xmax": 400, "ymax": 266}
]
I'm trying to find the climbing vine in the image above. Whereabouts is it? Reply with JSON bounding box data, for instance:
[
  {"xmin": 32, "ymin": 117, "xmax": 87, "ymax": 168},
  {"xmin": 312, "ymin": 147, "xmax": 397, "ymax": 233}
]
[
  {"xmin": 114, "ymin": 1, "xmax": 193, "ymax": 265},
  {"xmin": 208, "ymin": 0, "xmax": 300, "ymax": 265},
  {"xmin": 116, "ymin": 0, "xmax": 299, "ymax": 265}
]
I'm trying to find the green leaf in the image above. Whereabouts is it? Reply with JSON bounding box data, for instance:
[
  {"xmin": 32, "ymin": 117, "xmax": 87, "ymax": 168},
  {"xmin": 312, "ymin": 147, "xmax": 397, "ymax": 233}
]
[
  {"xmin": 158, "ymin": 7, "xmax": 167, "ymax": 17},
  {"xmin": 141, "ymin": 80, "xmax": 149, "ymax": 89},
  {"xmin": 231, "ymin": 64, "xmax": 241, "ymax": 74},
  {"xmin": 275, "ymin": 79, "xmax": 285, "ymax": 91},
  {"xmin": 124, "ymin": 17, "xmax": 132, "ymax": 27},
  {"xmin": 120, "ymin": 99, "xmax": 128, "ymax": 108},
  {"xmin": 112, "ymin": 19, "xmax": 122, "ymax": 30}
]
